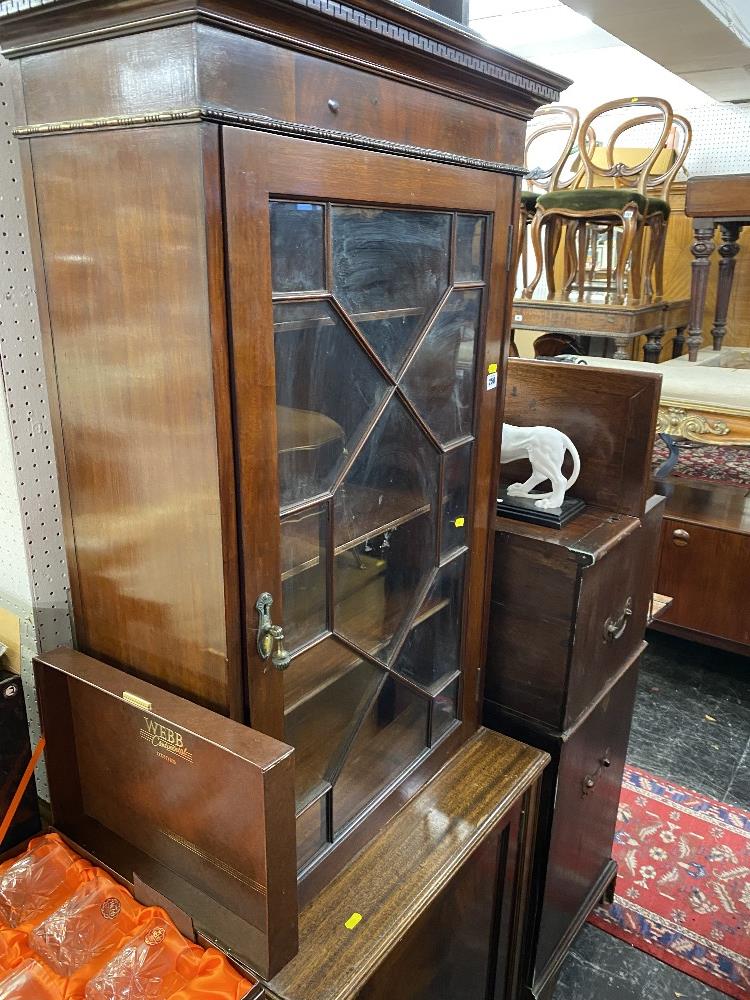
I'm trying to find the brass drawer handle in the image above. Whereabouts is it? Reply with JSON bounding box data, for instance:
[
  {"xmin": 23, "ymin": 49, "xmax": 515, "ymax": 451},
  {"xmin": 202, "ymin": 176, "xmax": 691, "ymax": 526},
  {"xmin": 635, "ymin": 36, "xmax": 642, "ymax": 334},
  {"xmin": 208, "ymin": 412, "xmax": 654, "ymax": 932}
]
[
  {"xmin": 672, "ymin": 529, "xmax": 690, "ymax": 547},
  {"xmin": 583, "ymin": 752, "xmax": 611, "ymax": 796},
  {"xmin": 603, "ymin": 596, "xmax": 633, "ymax": 643}
]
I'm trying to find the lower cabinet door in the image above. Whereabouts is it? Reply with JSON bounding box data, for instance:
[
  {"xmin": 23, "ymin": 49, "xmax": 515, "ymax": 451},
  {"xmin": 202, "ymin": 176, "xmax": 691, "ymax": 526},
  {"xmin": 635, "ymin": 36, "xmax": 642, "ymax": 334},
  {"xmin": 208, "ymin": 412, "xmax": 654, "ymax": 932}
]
[
  {"xmin": 357, "ymin": 796, "xmax": 536, "ymax": 1000},
  {"xmin": 533, "ymin": 660, "xmax": 639, "ymax": 988}
]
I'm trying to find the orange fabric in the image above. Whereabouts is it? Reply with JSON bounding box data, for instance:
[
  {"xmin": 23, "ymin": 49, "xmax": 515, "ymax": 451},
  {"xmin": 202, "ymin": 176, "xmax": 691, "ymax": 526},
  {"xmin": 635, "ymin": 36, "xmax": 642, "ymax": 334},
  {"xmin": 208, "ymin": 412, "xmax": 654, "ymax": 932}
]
[
  {"xmin": 0, "ymin": 958, "xmax": 66, "ymax": 1000},
  {"xmin": 169, "ymin": 948, "xmax": 254, "ymax": 1000},
  {"xmin": 0, "ymin": 926, "xmax": 32, "ymax": 974},
  {"xmin": 0, "ymin": 837, "xmax": 255, "ymax": 999}
]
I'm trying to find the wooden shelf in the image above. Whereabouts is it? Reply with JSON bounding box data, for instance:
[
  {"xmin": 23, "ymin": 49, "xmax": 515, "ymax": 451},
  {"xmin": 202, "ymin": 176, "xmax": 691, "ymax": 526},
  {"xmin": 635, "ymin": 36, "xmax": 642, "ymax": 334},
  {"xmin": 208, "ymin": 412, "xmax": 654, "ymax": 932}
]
[{"xmin": 334, "ymin": 485, "xmax": 431, "ymax": 554}]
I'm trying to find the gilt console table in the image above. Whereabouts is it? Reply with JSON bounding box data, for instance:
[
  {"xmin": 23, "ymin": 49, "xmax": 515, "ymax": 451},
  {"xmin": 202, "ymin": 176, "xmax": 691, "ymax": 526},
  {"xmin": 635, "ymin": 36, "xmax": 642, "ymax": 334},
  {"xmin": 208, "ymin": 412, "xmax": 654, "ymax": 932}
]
[{"xmin": 685, "ymin": 174, "xmax": 750, "ymax": 361}]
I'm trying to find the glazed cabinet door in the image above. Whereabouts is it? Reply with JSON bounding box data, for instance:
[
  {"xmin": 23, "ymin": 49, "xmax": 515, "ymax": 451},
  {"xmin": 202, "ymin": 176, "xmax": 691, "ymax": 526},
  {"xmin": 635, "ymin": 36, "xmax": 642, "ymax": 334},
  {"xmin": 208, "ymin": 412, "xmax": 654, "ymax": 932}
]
[{"xmin": 223, "ymin": 129, "xmax": 515, "ymax": 877}]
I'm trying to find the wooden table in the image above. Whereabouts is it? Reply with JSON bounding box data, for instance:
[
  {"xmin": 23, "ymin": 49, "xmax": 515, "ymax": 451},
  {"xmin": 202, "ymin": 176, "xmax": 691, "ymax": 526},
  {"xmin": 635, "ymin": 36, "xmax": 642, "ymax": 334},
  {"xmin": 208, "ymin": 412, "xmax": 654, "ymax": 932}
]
[
  {"xmin": 510, "ymin": 297, "xmax": 689, "ymax": 361},
  {"xmin": 685, "ymin": 174, "xmax": 750, "ymax": 361}
]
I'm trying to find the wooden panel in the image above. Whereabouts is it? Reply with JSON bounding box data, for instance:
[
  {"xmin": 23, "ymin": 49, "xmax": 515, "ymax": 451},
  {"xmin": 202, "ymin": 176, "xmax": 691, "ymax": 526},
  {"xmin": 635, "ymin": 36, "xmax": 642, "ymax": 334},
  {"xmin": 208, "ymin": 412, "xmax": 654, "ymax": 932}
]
[
  {"xmin": 30, "ymin": 124, "xmax": 239, "ymax": 714},
  {"xmin": 685, "ymin": 174, "xmax": 750, "ymax": 218},
  {"xmin": 358, "ymin": 823, "xmax": 509, "ymax": 1000},
  {"xmin": 534, "ymin": 658, "xmax": 638, "ymax": 979},
  {"xmin": 657, "ymin": 514, "xmax": 750, "ymax": 648},
  {"xmin": 265, "ymin": 728, "xmax": 546, "ymax": 1000},
  {"xmin": 20, "ymin": 25, "xmax": 198, "ymax": 124},
  {"xmin": 486, "ymin": 534, "xmax": 576, "ymax": 726},
  {"xmin": 567, "ymin": 518, "xmax": 653, "ymax": 726},
  {"xmin": 502, "ymin": 358, "xmax": 661, "ymax": 518}
]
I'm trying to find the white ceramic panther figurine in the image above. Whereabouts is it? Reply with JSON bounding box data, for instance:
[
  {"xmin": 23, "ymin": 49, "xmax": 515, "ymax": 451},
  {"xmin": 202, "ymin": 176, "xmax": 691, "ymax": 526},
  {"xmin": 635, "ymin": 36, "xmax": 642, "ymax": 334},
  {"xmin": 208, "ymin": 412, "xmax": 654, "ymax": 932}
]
[{"xmin": 500, "ymin": 423, "xmax": 581, "ymax": 510}]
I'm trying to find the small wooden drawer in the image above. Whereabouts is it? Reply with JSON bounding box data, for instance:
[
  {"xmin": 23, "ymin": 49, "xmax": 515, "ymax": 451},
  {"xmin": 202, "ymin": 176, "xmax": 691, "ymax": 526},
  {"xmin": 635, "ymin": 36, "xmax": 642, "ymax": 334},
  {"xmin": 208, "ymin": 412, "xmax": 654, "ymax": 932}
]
[
  {"xmin": 293, "ymin": 52, "xmax": 523, "ymax": 164},
  {"xmin": 486, "ymin": 500, "xmax": 662, "ymax": 731}
]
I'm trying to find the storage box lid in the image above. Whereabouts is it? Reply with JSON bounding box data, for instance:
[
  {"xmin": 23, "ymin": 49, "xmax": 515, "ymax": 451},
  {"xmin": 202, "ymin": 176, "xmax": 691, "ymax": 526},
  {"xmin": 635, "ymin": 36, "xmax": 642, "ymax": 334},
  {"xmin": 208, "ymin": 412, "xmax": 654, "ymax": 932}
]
[{"xmin": 33, "ymin": 647, "xmax": 298, "ymax": 980}]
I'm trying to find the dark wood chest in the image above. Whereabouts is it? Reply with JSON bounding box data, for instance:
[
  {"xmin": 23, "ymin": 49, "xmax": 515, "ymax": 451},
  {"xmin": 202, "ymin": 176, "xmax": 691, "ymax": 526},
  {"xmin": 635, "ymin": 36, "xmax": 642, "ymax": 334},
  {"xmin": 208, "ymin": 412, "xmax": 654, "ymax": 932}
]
[{"xmin": 484, "ymin": 359, "xmax": 664, "ymax": 999}]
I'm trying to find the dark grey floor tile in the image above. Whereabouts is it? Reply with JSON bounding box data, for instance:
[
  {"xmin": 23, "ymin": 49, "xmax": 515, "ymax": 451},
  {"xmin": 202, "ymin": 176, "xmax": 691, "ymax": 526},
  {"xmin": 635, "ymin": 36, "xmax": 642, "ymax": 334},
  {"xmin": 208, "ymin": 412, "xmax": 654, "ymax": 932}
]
[
  {"xmin": 628, "ymin": 632, "xmax": 750, "ymax": 808},
  {"xmin": 553, "ymin": 924, "xmax": 729, "ymax": 1000}
]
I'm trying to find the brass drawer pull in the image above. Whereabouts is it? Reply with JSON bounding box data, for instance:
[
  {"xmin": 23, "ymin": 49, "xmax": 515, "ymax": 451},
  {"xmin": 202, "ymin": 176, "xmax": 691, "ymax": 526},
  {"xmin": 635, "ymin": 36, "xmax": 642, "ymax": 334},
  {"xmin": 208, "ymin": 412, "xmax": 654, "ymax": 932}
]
[
  {"xmin": 672, "ymin": 529, "xmax": 690, "ymax": 547},
  {"xmin": 603, "ymin": 596, "xmax": 633, "ymax": 643},
  {"xmin": 583, "ymin": 752, "xmax": 611, "ymax": 796}
]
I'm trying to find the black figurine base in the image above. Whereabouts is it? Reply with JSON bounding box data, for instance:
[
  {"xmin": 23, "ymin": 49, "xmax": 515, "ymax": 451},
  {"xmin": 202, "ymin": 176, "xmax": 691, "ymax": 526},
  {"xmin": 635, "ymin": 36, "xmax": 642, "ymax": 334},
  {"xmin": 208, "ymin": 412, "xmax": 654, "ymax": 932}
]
[{"xmin": 497, "ymin": 489, "xmax": 586, "ymax": 529}]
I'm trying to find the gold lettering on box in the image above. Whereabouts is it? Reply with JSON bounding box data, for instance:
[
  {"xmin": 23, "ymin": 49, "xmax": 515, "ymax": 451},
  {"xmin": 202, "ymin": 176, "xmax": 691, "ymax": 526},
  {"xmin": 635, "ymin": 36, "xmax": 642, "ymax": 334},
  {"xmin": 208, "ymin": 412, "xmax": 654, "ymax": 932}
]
[{"xmin": 139, "ymin": 716, "xmax": 194, "ymax": 764}]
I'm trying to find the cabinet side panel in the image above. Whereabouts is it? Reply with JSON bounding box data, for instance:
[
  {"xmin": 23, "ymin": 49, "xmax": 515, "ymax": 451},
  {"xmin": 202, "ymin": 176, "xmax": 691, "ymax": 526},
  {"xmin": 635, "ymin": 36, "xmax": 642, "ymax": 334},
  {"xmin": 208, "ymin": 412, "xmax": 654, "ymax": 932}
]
[{"xmin": 29, "ymin": 124, "xmax": 232, "ymax": 713}]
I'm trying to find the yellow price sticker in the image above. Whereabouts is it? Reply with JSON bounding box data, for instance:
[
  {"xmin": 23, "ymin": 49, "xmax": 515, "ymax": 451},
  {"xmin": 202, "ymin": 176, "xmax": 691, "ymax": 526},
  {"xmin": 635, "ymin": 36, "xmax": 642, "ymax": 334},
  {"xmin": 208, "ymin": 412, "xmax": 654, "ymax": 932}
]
[
  {"xmin": 345, "ymin": 913, "xmax": 363, "ymax": 930},
  {"xmin": 487, "ymin": 363, "xmax": 498, "ymax": 374},
  {"xmin": 454, "ymin": 516, "xmax": 465, "ymax": 528}
]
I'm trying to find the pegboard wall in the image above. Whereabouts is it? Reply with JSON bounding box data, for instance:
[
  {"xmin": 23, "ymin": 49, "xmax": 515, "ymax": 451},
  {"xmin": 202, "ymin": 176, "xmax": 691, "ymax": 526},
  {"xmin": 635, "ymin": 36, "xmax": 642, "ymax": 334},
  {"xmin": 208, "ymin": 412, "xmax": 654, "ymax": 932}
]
[
  {"xmin": 0, "ymin": 52, "xmax": 74, "ymax": 799},
  {"xmin": 682, "ymin": 103, "xmax": 750, "ymax": 176}
]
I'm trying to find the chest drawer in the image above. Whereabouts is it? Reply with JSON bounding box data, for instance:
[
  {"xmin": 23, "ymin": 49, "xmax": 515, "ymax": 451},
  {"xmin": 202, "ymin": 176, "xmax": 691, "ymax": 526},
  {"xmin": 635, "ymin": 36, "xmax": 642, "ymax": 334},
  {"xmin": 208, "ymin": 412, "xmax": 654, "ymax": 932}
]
[{"xmin": 486, "ymin": 502, "xmax": 661, "ymax": 731}]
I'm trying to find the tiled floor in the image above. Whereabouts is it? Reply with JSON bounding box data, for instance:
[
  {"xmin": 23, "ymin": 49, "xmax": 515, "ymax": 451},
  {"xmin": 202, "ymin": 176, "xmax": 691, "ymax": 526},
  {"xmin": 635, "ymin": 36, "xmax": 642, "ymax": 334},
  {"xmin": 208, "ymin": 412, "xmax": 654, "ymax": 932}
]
[{"xmin": 553, "ymin": 631, "xmax": 749, "ymax": 1000}]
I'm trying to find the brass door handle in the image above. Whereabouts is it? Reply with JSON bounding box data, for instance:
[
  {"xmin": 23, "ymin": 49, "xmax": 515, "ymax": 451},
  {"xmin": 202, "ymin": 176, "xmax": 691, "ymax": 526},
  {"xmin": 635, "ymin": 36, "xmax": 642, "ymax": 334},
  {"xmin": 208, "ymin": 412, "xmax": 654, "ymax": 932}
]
[
  {"xmin": 255, "ymin": 593, "xmax": 292, "ymax": 671},
  {"xmin": 603, "ymin": 596, "xmax": 633, "ymax": 643},
  {"xmin": 672, "ymin": 529, "xmax": 690, "ymax": 547}
]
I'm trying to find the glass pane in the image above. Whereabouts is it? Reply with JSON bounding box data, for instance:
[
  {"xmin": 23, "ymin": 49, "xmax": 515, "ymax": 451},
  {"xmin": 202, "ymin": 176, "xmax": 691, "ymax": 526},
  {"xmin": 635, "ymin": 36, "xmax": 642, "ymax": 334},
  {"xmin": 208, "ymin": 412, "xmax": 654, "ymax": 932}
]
[
  {"xmin": 281, "ymin": 505, "xmax": 328, "ymax": 654},
  {"xmin": 400, "ymin": 288, "xmax": 481, "ymax": 446},
  {"xmin": 332, "ymin": 676, "xmax": 429, "ymax": 834},
  {"xmin": 455, "ymin": 214, "xmax": 486, "ymax": 282},
  {"xmin": 332, "ymin": 207, "xmax": 451, "ymax": 376},
  {"xmin": 431, "ymin": 677, "xmax": 459, "ymax": 745},
  {"xmin": 283, "ymin": 638, "xmax": 384, "ymax": 811},
  {"xmin": 393, "ymin": 553, "xmax": 465, "ymax": 693},
  {"xmin": 296, "ymin": 791, "xmax": 328, "ymax": 870},
  {"xmin": 442, "ymin": 443, "xmax": 472, "ymax": 557},
  {"xmin": 270, "ymin": 201, "xmax": 325, "ymax": 293},
  {"xmin": 274, "ymin": 300, "xmax": 389, "ymax": 508},
  {"xmin": 334, "ymin": 397, "xmax": 438, "ymax": 663}
]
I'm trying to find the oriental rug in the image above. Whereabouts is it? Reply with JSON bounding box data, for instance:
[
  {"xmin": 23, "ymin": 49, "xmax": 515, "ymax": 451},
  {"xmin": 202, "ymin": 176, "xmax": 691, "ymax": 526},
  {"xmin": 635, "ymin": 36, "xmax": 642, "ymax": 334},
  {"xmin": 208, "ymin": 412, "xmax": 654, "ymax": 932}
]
[{"xmin": 590, "ymin": 765, "xmax": 750, "ymax": 998}]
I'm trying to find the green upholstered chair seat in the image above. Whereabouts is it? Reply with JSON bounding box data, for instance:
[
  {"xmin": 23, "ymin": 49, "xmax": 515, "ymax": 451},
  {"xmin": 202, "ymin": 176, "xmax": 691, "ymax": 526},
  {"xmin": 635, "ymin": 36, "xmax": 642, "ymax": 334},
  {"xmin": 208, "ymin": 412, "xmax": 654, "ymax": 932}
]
[
  {"xmin": 520, "ymin": 191, "xmax": 539, "ymax": 210},
  {"xmin": 646, "ymin": 197, "xmax": 671, "ymax": 219},
  {"xmin": 537, "ymin": 189, "xmax": 648, "ymax": 215}
]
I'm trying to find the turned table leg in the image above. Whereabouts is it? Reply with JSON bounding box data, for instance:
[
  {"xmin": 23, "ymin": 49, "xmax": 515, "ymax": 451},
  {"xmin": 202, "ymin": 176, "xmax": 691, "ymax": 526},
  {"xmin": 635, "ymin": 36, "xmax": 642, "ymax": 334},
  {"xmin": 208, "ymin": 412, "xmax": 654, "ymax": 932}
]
[
  {"xmin": 672, "ymin": 325, "xmax": 687, "ymax": 358},
  {"xmin": 643, "ymin": 330, "xmax": 663, "ymax": 363},
  {"xmin": 613, "ymin": 335, "xmax": 632, "ymax": 360},
  {"xmin": 710, "ymin": 222, "xmax": 741, "ymax": 351},
  {"xmin": 687, "ymin": 220, "xmax": 716, "ymax": 361}
]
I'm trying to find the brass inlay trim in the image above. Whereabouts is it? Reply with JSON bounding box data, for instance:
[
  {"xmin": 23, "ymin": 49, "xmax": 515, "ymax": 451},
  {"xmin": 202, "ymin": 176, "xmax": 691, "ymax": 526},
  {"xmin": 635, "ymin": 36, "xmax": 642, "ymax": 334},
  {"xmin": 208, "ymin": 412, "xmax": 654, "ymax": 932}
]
[
  {"xmin": 159, "ymin": 828, "xmax": 267, "ymax": 896},
  {"xmin": 122, "ymin": 690, "xmax": 152, "ymax": 711},
  {"xmin": 13, "ymin": 106, "xmax": 526, "ymax": 175}
]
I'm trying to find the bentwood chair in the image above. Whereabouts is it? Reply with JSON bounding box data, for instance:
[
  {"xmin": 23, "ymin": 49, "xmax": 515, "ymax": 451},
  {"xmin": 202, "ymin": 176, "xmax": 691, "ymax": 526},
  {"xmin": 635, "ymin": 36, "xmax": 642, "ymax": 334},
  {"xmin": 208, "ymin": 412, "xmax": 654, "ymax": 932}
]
[
  {"xmin": 523, "ymin": 97, "xmax": 675, "ymax": 305},
  {"xmin": 515, "ymin": 105, "xmax": 582, "ymax": 293},
  {"xmin": 577, "ymin": 113, "xmax": 692, "ymax": 302}
]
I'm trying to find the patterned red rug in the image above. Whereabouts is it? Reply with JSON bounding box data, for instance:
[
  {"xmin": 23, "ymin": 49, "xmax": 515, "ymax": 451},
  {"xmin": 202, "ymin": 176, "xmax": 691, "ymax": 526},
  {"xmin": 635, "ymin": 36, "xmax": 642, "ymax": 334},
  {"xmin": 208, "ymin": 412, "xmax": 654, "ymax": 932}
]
[
  {"xmin": 590, "ymin": 765, "xmax": 750, "ymax": 999},
  {"xmin": 652, "ymin": 440, "xmax": 750, "ymax": 491}
]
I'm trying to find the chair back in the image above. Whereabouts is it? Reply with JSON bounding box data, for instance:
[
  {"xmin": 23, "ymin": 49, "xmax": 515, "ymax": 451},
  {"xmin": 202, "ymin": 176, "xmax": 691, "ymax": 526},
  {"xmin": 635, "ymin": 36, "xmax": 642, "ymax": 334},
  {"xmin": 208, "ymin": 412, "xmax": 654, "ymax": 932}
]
[
  {"xmin": 607, "ymin": 113, "xmax": 692, "ymax": 202},
  {"xmin": 524, "ymin": 105, "xmax": 582, "ymax": 193},
  {"xmin": 577, "ymin": 98, "xmax": 674, "ymax": 196}
]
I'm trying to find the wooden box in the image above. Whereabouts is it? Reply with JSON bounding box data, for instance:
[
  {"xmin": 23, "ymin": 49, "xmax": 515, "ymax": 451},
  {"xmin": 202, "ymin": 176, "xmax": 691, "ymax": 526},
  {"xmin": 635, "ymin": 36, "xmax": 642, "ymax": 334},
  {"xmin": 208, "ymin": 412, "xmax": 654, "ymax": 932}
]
[
  {"xmin": 487, "ymin": 503, "xmax": 660, "ymax": 730},
  {"xmin": 29, "ymin": 647, "xmax": 298, "ymax": 982}
]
